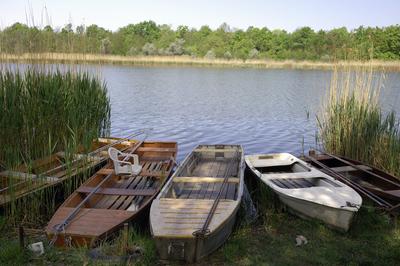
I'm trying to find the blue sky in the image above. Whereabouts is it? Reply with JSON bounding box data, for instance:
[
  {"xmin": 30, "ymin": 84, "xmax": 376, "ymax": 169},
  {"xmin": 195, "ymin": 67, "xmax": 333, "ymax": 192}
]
[{"xmin": 0, "ymin": 0, "xmax": 399, "ymax": 31}]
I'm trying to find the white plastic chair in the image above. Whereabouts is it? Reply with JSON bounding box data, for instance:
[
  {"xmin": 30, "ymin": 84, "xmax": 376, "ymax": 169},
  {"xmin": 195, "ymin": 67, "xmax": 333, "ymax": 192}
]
[{"xmin": 108, "ymin": 147, "xmax": 142, "ymax": 175}]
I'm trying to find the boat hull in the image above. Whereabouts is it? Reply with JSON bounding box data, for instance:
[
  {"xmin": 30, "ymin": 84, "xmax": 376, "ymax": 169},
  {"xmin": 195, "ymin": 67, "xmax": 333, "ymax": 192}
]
[
  {"xmin": 46, "ymin": 140, "xmax": 178, "ymax": 247},
  {"xmin": 150, "ymin": 144, "xmax": 244, "ymax": 262},
  {"xmin": 245, "ymin": 153, "xmax": 361, "ymax": 231},
  {"xmin": 277, "ymin": 191, "xmax": 356, "ymax": 231},
  {"xmin": 153, "ymin": 207, "xmax": 238, "ymax": 263}
]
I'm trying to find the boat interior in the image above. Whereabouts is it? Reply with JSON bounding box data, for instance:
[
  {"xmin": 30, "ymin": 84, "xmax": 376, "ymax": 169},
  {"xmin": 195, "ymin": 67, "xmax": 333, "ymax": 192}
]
[
  {"xmin": 250, "ymin": 153, "xmax": 345, "ymax": 190},
  {"xmin": 308, "ymin": 157, "xmax": 400, "ymax": 191},
  {"xmin": 270, "ymin": 177, "xmax": 341, "ymax": 189},
  {"xmin": 162, "ymin": 145, "xmax": 241, "ymax": 201},
  {"xmin": 63, "ymin": 141, "xmax": 177, "ymax": 211},
  {"xmin": 0, "ymin": 139, "xmax": 136, "ymax": 194},
  {"xmin": 255, "ymin": 162, "xmax": 310, "ymax": 174}
]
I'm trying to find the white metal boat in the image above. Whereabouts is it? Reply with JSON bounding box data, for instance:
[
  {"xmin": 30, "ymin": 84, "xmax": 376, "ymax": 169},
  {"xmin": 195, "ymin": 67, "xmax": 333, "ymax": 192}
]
[{"xmin": 245, "ymin": 153, "xmax": 362, "ymax": 231}]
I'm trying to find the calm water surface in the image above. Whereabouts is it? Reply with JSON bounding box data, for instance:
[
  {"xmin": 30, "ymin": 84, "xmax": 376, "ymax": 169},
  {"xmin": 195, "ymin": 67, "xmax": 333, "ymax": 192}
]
[
  {"xmin": 8, "ymin": 63, "xmax": 399, "ymax": 161},
  {"xmin": 95, "ymin": 66, "xmax": 400, "ymax": 161}
]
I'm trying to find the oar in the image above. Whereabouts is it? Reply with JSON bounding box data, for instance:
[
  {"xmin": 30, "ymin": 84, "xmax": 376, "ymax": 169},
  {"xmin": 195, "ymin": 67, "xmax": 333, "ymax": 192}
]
[
  {"xmin": 193, "ymin": 150, "xmax": 239, "ymax": 237},
  {"xmin": 304, "ymin": 154, "xmax": 392, "ymax": 208},
  {"xmin": 0, "ymin": 129, "xmax": 151, "ymax": 194},
  {"xmin": 317, "ymin": 150, "xmax": 400, "ymax": 189},
  {"xmin": 50, "ymin": 136, "xmax": 147, "ymax": 245},
  {"xmin": 43, "ymin": 128, "xmax": 152, "ymax": 176},
  {"xmin": 192, "ymin": 150, "xmax": 239, "ymax": 261}
]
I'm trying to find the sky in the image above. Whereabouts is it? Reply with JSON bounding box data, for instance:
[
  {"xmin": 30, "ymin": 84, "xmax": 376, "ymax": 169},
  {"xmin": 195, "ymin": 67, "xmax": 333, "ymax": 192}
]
[{"xmin": 0, "ymin": 0, "xmax": 399, "ymax": 32}]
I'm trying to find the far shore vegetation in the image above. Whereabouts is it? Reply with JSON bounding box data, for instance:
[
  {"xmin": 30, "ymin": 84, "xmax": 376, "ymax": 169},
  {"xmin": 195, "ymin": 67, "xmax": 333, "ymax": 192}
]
[
  {"xmin": 2, "ymin": 53, "xmax": 400, "ymax": 71},
  {"xmin": 0, "ymin": 21, "xmax": 400, "ymax": 69}
]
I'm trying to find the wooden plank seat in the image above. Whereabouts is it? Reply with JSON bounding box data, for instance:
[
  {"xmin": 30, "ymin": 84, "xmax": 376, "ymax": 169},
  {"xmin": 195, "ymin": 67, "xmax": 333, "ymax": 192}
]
[
  {"xmin": 96, "ymin": 167, "xmax": 167, "ymax": 178},
  {"xmin": 172, "ymin": 177, "xmax": 239, "ymax": 183},
  {"xmin": 77, "ymin": 187, "xmax": 156, "ymax": 196},
  {"xmin": 330, "ymin": 165, "xmax": 372, "ymax": 173},
  {"xmin": 137, "ymin": 147, "xmax": 177, "ymax": 153},
  {"xmin": 193, "ymin": 148, "xmax": 239, "ymax": 153}
]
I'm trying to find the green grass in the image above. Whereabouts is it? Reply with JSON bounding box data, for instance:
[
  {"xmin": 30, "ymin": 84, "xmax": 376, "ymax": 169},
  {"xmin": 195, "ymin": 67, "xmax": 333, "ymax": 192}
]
[
  {"xmin": 1, "ymin": 189, "xmax": 399, "ymax": 265},
  {"xmin": 204, "ymin": 178, "xmax": 400, "ymax": 266},
  {"xmin": 317, "ymin": 65, "xmax": 400, "ymax": 177},
  {"xmin": 205, "ymin": 207, "xmax": 400, "ymax": 266}
]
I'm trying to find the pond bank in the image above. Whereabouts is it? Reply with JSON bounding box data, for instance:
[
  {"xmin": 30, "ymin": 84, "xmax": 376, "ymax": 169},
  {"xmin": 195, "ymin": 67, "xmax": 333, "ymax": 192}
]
[{"xmin": 2, "ymin": 53, "xmax": 400, "ymax": 71}]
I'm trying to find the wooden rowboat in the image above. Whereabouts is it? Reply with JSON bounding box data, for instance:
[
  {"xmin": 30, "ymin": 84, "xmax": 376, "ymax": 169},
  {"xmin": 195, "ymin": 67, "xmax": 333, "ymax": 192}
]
[
  {"xmin": 303, "ymin": 151, "xmax": 400, "ymax": 208},
  {"xmin": 245, "ymin": 153, "xmax": 362, "ymax": 231},
  {"xmin": 0, "ymin": 137, "xmax": 132, "ymax": 207},
  {"xmin": 150, "ymin": 144, "xmax": 244, "ymax": 262},
  {"xmin": 46, "ymin": 140, "xmax": 177, "ymax": 247}
]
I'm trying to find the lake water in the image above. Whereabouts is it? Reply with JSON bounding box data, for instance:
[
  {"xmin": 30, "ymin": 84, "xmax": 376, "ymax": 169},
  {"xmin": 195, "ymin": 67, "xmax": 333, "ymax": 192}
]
[
  {"xmin": 94, "ymin": 65, "xmax": 400, "ymax": 161},
  {"xmin": 6, "ymin": 63, "xmax": 400, "ymax": 161}
]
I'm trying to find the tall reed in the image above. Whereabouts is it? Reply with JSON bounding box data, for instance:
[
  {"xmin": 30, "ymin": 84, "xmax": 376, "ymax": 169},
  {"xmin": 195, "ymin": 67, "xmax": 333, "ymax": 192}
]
[
  {"xmin": 0, "ymin": 66, "xmax": 110, "ymax": 224},
  {"xmin": 0, "ymin": 66, "xmax": 110, "ymax": 167},
  {"xmin": 318, "ymin": 66, "xmax": 400, "ymax": 177}
]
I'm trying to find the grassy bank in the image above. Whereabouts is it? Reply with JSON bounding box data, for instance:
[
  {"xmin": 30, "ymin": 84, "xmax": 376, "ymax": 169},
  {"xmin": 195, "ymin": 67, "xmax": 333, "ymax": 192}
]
[
  {"xmin": 0, "ymin": 66, "xmax": 110, "ymax": 224},
  {"xmin": 2, "ymin": 53, "xmax": 400, "ymax": 71},
  {"xmin": 1, "ymin": 197, "xmax": 399, "ymax": 265},
  {"xmin": 317, "ymin": 66, "xmax": 400, "ymax": 177}
]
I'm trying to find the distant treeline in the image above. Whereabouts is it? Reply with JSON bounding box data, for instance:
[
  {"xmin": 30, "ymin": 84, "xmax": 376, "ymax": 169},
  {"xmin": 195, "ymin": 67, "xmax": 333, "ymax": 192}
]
[{"xmin": 1, "ymin": 21, "xmax": 400, "ymax": 61}]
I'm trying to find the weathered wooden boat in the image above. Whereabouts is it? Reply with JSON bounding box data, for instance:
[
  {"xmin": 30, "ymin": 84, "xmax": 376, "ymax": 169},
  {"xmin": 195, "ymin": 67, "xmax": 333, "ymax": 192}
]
[
  {"xmin": 303, "ymin": 151, "xmax": 400, "ymax": 212},
  {"xmin": 150, "ymin": 144, "xmax": 244, "ymax": 263},
  {"xmin": 0, "ymin": 137, "xmax": 133, "ymax": 207},
  {"xmin": 46, "ymin": 140, "xmax": 177, "ymax": 247},
  {"xmin": 245, "ymin": 153, "xmax": 362, "ymax": 231}
]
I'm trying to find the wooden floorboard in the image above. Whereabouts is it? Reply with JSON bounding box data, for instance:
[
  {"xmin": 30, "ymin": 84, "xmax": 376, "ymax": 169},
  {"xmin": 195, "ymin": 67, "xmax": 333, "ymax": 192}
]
[
  {"xmin": 226, "ymin": 183, "xmax": 236, "ymax": 200},
  {"xmin": 95, "ymin": 174, "xmax": 140, "ymax": 209},
  {"xmin": 93, "ymin": 177, "xmax": 131, "ymax": 209},
  {"xmin": 109, "ymin": 175, "xmax": 146, "ymax": 209},
  {"xmin": 198, "ymin": 182, "xmax": 209, "ymax": 199},
  {"xmin": 119, "ymin": 162, "xmax": 162, "ymax": 211},
  {"xmin": 211, "ymin": 183, "xmax": 222, "ymax": 199}
]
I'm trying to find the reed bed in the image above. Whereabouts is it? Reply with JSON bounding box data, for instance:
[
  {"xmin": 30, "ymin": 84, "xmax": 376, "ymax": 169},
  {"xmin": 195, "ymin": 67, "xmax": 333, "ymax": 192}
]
[
  {"xmin": 0, "ymin": 66, "xmax": 110, "ymax": 167},
  {"xmin": 2, "ymin": 53, "xmax": 400, "ymax": 71},
  {"xmin": 318, "ymin": 66, "xmax": 400, "ymax": 177},
  {"xmin": 0, "ymin": 66, "xmax": 110, "ymax": 224}
]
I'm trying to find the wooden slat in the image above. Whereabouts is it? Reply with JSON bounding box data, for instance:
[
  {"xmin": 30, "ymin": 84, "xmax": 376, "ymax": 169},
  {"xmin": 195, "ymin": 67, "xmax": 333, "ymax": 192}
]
[
  {"xmin": 173, "ymin": 177, "xmax": 239, "ymax": 183},
  {"xmin": 46, "ymin": 207, "xmax": 133, "ymax": 237},
  {"xmin": 118, "ymin": 161, "xmax": 163, "ymax": 210},
  {"xmin": 198, "ymin": 182, "xmax": 210, "ymax": 199},
  {"xmin": 96, "ymin": 164, "xmax": 166, "ymax": 177},
  {"xmin": 177, "ymin": 182, "xmax": 193, "ymax": 199},
  {"xmin": 193, "ymin": 148, "xmax": 238, "ymax": 153},
  {"xmin": 226, "ymin": 183, "xmax": 236, "ymax": 200},
  {"xmin": 94, "ymin": 175, "xmax": 139, "ymax": 209},
  {"xmin": 210, "ymin": 183, "xmax": 222, "ymax": 199},
  {"xmin": 330, "ymin": 165, "xmax": 372, "ymax": 173},
  {"xmin": 137, "ymin": 147, "xmax": 176, "ymax": 153},
  {"xmin": 271, "ymin": 179, "xmax": 290, "ymax": 188},
  {"xmin": 140, "ymin": 170, "xmax": 167, "ymax": 177},
  {"xmin": 97, "ymin": 168, "xmax": 114, "ymax": 175},
  {"xmin": 77, "ymin": 187, "xmax": 156, "ymax": 196},
  {"xmin": 108, "ymin": 176, "xmax": 145, "ymax": 210}
]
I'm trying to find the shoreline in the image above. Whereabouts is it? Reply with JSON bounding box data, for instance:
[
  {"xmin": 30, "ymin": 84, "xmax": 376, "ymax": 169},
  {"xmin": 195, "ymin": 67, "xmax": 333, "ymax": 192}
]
[{"xmin": 1, "ymin": 53, "xmax": 400, "ymax": 71}]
